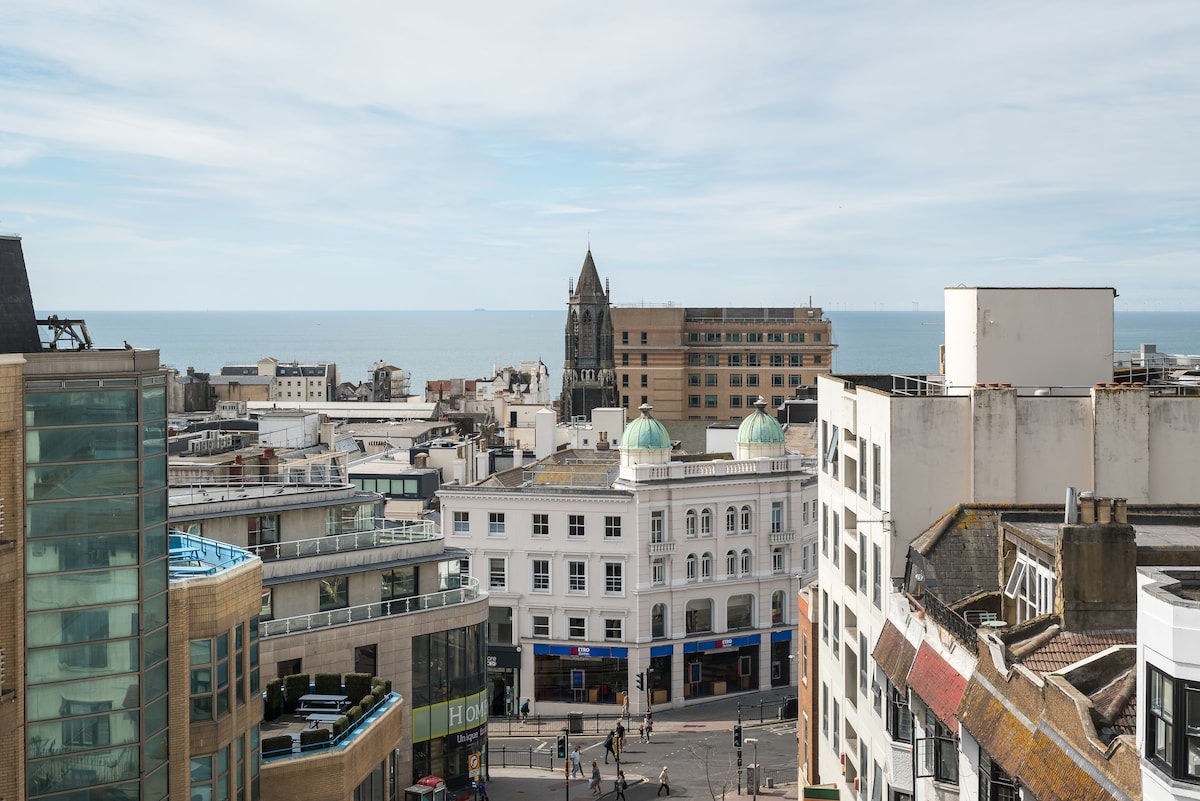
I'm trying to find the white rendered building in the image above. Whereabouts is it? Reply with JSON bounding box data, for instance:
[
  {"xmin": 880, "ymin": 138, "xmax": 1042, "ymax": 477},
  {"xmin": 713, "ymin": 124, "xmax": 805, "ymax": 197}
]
[
  {"xmin": 816, "ymin": 287, "xmax": 1200, "ymax": 800},
  {"xmin": 438, "ymin": 399, "xmax": 814, "ymax": 715}
]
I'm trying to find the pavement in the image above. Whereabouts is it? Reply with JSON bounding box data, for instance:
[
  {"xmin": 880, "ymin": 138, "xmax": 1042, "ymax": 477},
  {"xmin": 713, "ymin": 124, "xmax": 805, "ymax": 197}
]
[{"xmin": 477, "ymin": 688, "xmax": 802, "ymax": 801}]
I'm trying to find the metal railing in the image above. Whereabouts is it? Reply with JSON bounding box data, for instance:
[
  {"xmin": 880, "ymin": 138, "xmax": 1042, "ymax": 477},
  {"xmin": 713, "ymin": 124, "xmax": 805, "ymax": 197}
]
[
  {"xmin": 913, "ymin": 591, "xmax": 978, "ymax": 655},
  {"xmin": 263, "ymin": 692, "xmax": 401, "ymax": 761},
  {"xmin": 261, "ymin": 577, "xmax": 484, "ymax": 638},
  {"xmin": 488, "ymin": 746, "xmax": 557, "ymax": 771},
  {"xmin": 248, "ymin": 519, "xmax": 437, "ymax": 560},
  {"xmin": 737, "ymin": 691, "xmax": 800, "ymax": 724},
  {"xmin": 486, "ymin": 713, "xmax": 631, "ymax": 738}
]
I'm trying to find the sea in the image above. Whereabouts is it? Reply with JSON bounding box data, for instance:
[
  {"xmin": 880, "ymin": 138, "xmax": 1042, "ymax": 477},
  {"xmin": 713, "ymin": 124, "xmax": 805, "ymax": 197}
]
[{"xmin": 47, "ymin": 310, "xmax": 1200, "ymax": 392}]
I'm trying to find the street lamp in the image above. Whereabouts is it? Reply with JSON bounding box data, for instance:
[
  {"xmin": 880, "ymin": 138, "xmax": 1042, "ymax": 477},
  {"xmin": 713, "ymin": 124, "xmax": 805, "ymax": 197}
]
[{"xmin": 744, "ymin": 738, "xmax": 759, "ymax": 800}]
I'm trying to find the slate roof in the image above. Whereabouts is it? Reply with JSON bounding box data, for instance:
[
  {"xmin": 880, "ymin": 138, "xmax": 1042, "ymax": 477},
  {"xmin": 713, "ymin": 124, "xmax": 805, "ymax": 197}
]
[
  {"xmin": 0, "ymin": 236, "xmax": 42, "ymax": 354},
  {"xmin": 871, "ymin": 621, "xmax": 917, "ymax": 693},
  {"xmin": 573, "ymin": 250, "xmax": 606, "ymax": 302},
  {"xmin": 910, "ymin": 505, "xmax": 1006, "ymax": 604},
  {"xmin": 907, "ymin": 643, "xmax": 967, "ymax": 733},
  {"xmin": 957, "ymin": 677, "xmax": 1035, "ymax": 775}
]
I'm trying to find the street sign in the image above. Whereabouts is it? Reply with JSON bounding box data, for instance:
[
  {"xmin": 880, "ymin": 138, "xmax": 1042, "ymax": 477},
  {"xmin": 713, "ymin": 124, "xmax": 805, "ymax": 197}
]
[{"xmin": 468, "ymin": 753, "xmax": 481, "ymax": 778}]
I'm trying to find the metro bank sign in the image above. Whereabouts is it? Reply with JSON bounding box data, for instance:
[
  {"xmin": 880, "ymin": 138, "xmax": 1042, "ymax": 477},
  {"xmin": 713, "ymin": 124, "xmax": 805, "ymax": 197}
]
[{"xmin": 411, "ymin": 689, "xmax": 489, "ymax": 742}]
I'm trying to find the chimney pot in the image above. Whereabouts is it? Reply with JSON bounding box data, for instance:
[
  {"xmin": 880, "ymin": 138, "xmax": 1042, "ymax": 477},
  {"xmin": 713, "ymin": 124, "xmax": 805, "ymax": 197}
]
[
  {"xmin": 1098, "ymin": 499, "xmax": 1113, "ymax": 524},
  {"xmin": 1115, "ymin": 498, "xmax": 1128, "ymax": 524},
  {"xmin": 1080, "ymin": 497, "xmax": 1096, "ymax": 523}
]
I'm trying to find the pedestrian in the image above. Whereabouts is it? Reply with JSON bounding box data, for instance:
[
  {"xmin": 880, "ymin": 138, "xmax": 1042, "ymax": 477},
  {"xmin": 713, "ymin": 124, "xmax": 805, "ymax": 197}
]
[
  {"xmin": 657, "ymin": 766, "xmax": 670, "ymax": 796},
  {"xmin": 520, "ymin": 699, "xmax": 530, "ymax": 723},
  {"xmin": 638, "ymin": 722, "xmax": 646, "ymax": 743},
  {"xmin": 644, "ymin": 713, "xmax": 653, "ymax": 740},
  {"xmin": 616, "ymin": 771, "xmax": 628, "ymax": 801},
  {"xmin": 590, "ymin": 761, "xmax": 602, "ymax": 795},
  {"xmin": 615, "ymin": 721, "xmax": 625, "ymax": 752},
  {"xmin": 604, "ymin": 730, "xmax": 616, "ymax": 764},
  {"xmin": 571, "ymin": 745, "xmax": 584, "ymax": 778},
  {"xmin": 621, "ymin": 695, "xmax": 630, "ymax": 719},
  {"xmin": 476, "ymin": 779, "xmax": 488, "ymax": 801}
]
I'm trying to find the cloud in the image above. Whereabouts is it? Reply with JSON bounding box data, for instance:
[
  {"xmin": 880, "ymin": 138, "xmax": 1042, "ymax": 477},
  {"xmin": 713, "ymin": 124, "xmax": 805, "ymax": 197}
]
[{"xmin": 1, "ymin": 0, "xmax": 1199, "ymax": 310}]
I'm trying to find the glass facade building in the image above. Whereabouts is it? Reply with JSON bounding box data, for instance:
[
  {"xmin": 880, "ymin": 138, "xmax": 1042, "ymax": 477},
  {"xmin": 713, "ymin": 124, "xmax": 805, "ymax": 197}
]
[{"xmin": 24, "ymin": 357, "xmax": 171, "ymax": 800}]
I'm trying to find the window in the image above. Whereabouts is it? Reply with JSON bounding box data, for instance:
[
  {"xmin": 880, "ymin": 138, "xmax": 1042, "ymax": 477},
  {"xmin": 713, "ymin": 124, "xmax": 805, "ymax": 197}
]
[
  {"xmin": 688, "ymin": 374, "xmax": 701, "ymax": 386},
  {"xmin": 640, "ymin": 332, "xmax": 647, "ymax": 345},
  {"xmin": 652, "ymin": 558, "xmax": 665, "ymax": 585},
  {"xmin": 622, "ymin": 353, "xmax": 630, "ymax": 366},
  {"xmin": 860, "ymin": 533, "xmax": 869, "ymax": 594},
  {"xmin": 685, "ymin": 598, "xmax": 713, "ymax": 633},
  {"xmin": 730, "ymin": 375, "xmax": 743, "ymax": 388},
  {"xmin": 488, "ymin": 512, "xmax": 506, "ymax": 535},
  {"xmin": 688, "ymin": 353, "xmax": 701, "ymax": 366},
  {"xmin": 568, "ymin": 561, "xmax": 587, "ymax": 593},
  {"xmin": 822, "ymin": 683, "xmax": 830, "ymax": 736},
  {"xmin": 319, "ymin": 576, "xmax": 348, "ymax": 612},
  {"xmin": 859, "ymin": 437, "xmax": 869, "ymax": 497},
  {"xmin": 705, "ymin": 353, "xmax": 719, "ymax": 367},
  {"xmin": 652, "ymin": 603, "xmax": 667, "ymax": 638},
  {"xmin": 789, "ymin": 353, "xmax": 802, "ymax": 367},
  {"xmin": 688, "ymin": 394, "xmax": 700, "ymax": 408},
  {"xmin": 873, "ymin": 544, "xmax": 883, "ymax": 608},
  {"xmin": 605, "ymin": 562, "xmax": 623, "ymax": 594},
  {"xmin": 747, "ymin": 332, "xmax": 763, "ymax": 343},
  {"xmin": 622, "ymin": 374, "xmax": 629, "ymax": 387},
  {"xmin": 746, "ymin": 353, "xmax": 761, "ymax": 367},
  {"xmin": 873, "ymin": 444, "xmax": 883, "ymax": 507},
  {"xmin": 532, "ymin": 614, "xmax": 551, "ymax": 638},
  {"xmin": 727, "ymin": 594, "xmax": 754, "ymax": 629},
  {"xmin": 821, "ymin": 590, "xmax": 829, "ymax": 644},
  {"xmin": 726, "ymin": 506, "xmax": 737, "ymax": 534},
  {"xmin": 771, "ymin": 395, "xmax": 784, "ymax": 407},
  {"xmin": 381, "ymin": 566, "xmax": 417, "ymax": 611},
  {"xmin": 832, "ymin": 603, "xmax": 840, "ymax": 655},
  {"xmin": 568, "ymin": 617, "xmax": 586, "ymax": 639},
  {"xmin": 740, "ymin": 505, "xmax": 752, "ymax": 533},
  {"xmin": 700, "ymin": 508, "xmax": 712, "ymax": 536},
  {"xmin": 1146, "ymin": 663, "xmax": 1200, "ymax": 783},
  {"xmin": 833, "ymin": 510, "xmax": 840, "ymax": 566},
  {"xmin": 789, "ymin": 374, "xmax": 801, "ymax": 387},
  {"xmin": 533, "ymin": 513, "xmax": 549, "ymax": 538},
  {"xmin": 746, "ymin": 373, "xmax": 760, "ymax": 386},
  {"xmin": 248, "ymin": 515, "xmax": 279, "ymax": 548},
  {"xmin": 771, "ymin": 501, "xmax": 783, "ymax": 533},
  {"xmin": 532, "ymin": 559, "xmax": 550, "ymax": 592},
  {"xmin": 727, "ymin": 332, "xmax": 742, "ymax": 343},
  {"xmin": 705, "ymin": 395, "xmax": 718, "ymax": 408},
  {"xmin": 488, "ymin": 558, "xmax": 507, "ymax": 590},
  {"xmin": 686, "ymin": 553, "xmax": 698, "ymax": 581},
  {"xmin": 569, "ymin": 515, "xmax": 585, "ymax": 538},
  {"xmin": 860, "ymin": 634, "xmax": 869, "ymax": 697},
  {"xmin": 686, "ymin": 509, "xmax": 698, "ymax": 538},
  {"xmin": 705, "ymin": 373, "xmax": 718, "ymax": 386},
  {"xmin": 701, "ymin": 552, "xmax": 713, "ymax": 579},
  {"xmin": 622, "ymin": 331, "xmax": 629, "ymax": 345},
  {"xmin": 641, "ymin": 353, "xmax": 648, "ymax": 366},
  {"xmin": 979, "ymin": 751, "xmax": 1019, "ymax": 801},
  {"xmin": 728, "ymin": 353, "xmax": 742, "ymax": 366},
  {"xmin": 800, "ymin": 633, "xmax": 809, "ymax": 683},
  {"xmin": 730, "ymin": 395, "xmax": 742, "ymax": 408},
  {"xmin": 605, "ymin": 516, "xmax": 622, "ymax": 538},
  {"xmin": 740, "ymin": 548, "xmax": 753, "ymax": 575},
  {"xmin": 814, "ymin": 355, "xmax": 823, "ymax": 364},
  {"xmin": 604, "ymin": 618, "xmax": 623, "ymax": 641},
  {"xmin": 917, "ymin": 708, "xmax": 959, "ymax": 784},
  {"xmin": 772, "ymin": 547, "xmax": 784, "ymax": 573},
  {"xmin": 453, "ymin": 511, "xmax": 469, "ymax": 534},
  {"xmin": 488, "ymin": 606, "xmax": 513, "ymax": 645},
  {"xmin": 770, "ymin": 354, "xmax": 784, "ymax": 367},
  {"xmin": 822, "ymin": 503, "xmax": 829, "ymax": 556},
  {"xmin": 640, "ymin": 374, "xmax": 648, "ymax": 387},
  {"xmin": 651, "ymin": 511, "xmax": 665, "ymax": 543}
]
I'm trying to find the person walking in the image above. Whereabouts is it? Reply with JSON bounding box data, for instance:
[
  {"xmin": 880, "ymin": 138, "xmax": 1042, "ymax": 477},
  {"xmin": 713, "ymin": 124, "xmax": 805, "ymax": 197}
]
[
  {"xmin": 615, "ymin": 721, "xmax": 625, "ymax": 753},
  {"xmin": 621, "ymin": 695, "xmax": 630, "ymax": 720},
  {"xmin": 657, "ymin": 766, "xmax": 670, "ymax": 796},
  {"xmin": 475, "ymin": 779, "xmax": 488, "ymax": 801},
  {"xmin": 519, "ymin": 699, "xmax": 530, "ymax": 723},
  {"xmin": 590, "ymin": 761, "xmax": 602, "ymax": 795},
  {"xmin": 644, "ymin": 713, "xmax": 653, "ymax": 741},
  {"xmin": 604, "ymin": 730, "xmax": 616, "ymax": 764},
  {"xmin": 638, "ymin": 722, "xmax": 646, "ymax": 743},
  {"xmin": 570, "ymin": 745, "xmax": 584, "ymax": 778},
  {"xmin": 616, "ymin": 771, "xmax": 628, "ymax": 801}
]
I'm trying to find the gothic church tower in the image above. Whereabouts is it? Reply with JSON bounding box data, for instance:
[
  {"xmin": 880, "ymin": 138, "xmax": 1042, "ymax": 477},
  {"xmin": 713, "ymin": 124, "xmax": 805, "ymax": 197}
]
[{"xmin": 560, "ymin": 250, "xmax": 617, "ymax": 421}]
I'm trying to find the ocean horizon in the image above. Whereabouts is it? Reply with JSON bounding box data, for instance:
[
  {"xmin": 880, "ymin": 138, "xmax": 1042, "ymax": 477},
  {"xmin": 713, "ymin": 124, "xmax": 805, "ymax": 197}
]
[{"xmin": 43, "ymin": 309, "xmax": 1200, "ymax": 395}]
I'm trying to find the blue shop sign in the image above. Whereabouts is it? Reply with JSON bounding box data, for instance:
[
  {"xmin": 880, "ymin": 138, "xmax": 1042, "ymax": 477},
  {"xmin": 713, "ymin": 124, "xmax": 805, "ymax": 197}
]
[
  {"xmin": 533, "ymin": 644, "xmax": 629, "ymax": 658},
  {"xmin": 683, "ymin": 634, "xmax": 761, "ymax": 653}
]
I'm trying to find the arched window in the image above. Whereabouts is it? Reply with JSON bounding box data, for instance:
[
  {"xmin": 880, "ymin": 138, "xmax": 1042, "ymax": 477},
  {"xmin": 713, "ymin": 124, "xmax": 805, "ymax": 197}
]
[
  {"xmin": 686, "ymin": 554, "xmax": 698, "ymax": 581},
  {"xmin": 701, "ymin": 552, "xmax": 713, "ymax": 579},
  {"xmin": 726, "ymin": 506, "xmax": 737, "ymax": 534},
  {"xmin": 726, "ymin": 550, "xmax": 737, "ymax": 576},
  {"xmin": 740, "ymin": 548, "xmax": 753, "ymax": 575},
  {"xmin": 772, "ymin": 547, "xmax": 785, "ymax": 573},
  {"xmin": 727, "ymin": 594, "xmax": 754, "ymax": 630},
  {"xmin": 582, "ymin": 310, "xmax": 594, "ymax": 358},
  {"xmin": 700, "ymin": 509, "xmax": 713, "ymax": 536},
  {"xmin": 740, "ymin": 505, "xmax": 752, "ymax": 533},
  {"xmin": 771, "ymin": 590, "xmax": 785, "ymax": 625},
  {"xmin": 686, "ymin": 598, "xmax": 713, "ymax": 634},
  {"xmin": 686, "ymin": 509, "xmax": 697, "ymax": 538},
  {"xmin": 652, "ymin": 603, "xmax": 667, "ymax": 639}
]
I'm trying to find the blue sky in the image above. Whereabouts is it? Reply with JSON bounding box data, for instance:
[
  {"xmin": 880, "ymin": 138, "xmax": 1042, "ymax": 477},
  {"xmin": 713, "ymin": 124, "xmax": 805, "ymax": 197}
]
[{"xmin": 3, "ymin": 1, "xmax": 1199, "ymax": 311}]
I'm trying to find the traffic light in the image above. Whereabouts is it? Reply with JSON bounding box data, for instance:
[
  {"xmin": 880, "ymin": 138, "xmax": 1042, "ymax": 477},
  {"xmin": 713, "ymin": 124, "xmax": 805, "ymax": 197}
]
[
  {"xmin": 557, "ymin": 734, "xmax": 567, "ymax": 759},
  {"xmin": 636, "ymin": 672, "xmax": 645, "ymax": 692},
  {"xmin": 733, "ymin": 723, "xmax": 743, "ymax": 748}
]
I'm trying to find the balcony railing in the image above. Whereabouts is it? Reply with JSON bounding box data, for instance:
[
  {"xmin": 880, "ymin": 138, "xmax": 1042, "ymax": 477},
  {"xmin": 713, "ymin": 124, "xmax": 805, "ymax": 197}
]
[
  {"xmin": 648, "ymin": 541, "xmax": 676, "ymax": 555},
  {"xmin": 911, "ymin": 590, "xmax": 978, "ymax": 655},
  {"xmin": 261, "ymin": 577, "xmax": 485, "ymax": 638},
  {"xmin": 249, "ymin": 519, "xmax": 437, "ymax": 561},
  {"xmin": 769, "ymin": 529, "xmax": 796, "ymax": 544}
]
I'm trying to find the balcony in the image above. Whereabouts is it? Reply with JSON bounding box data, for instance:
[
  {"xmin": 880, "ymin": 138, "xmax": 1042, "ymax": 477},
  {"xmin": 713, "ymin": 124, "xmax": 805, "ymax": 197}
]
[
  {"xmin": 261, "ymin": 577, "xmax": 485, "ymax": 639},
  {"xmin": 769, "ymin": 529, "xmax": 796, "ymax": 545},
  {"xmin": 649, "ymin": 541, "xmax": 676, "ymax": 555},
  {"xmin": 247, "ymin": 519, "xmax": 437, "ymax": 561}
]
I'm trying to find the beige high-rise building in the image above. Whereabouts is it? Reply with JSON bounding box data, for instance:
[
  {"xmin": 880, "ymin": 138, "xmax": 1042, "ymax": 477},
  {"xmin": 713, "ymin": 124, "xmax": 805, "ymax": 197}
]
[{"xmin": 610, "ymin": 306, "xmax": 835, "ymax": 420}]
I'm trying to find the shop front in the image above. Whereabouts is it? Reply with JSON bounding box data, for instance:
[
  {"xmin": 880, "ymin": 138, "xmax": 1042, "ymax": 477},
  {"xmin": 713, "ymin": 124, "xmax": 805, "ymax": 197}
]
[
  {"xmin": 770, "ymin": 629, "xmax": 792, "ymax": 687},
  {"xmin": 487, "ymin": 646, "xmax": 521, "ymax": 717},
  {"xmin": 646, "ymin": 644, "xmax": 673, "ymax": 709},
  {"xmin": 532, "ymin": 644, "xmax": 629, "ymax": 705},
  {"xmin": 682, "ymin": 634, "xmax": 760, "ymax": 700}
]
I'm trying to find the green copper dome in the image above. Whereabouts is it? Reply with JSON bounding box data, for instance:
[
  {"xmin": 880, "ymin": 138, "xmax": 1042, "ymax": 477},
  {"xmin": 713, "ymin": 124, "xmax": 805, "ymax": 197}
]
[
  {"xmin": 620, "ymin": 404, "xmax": 672, "ymax": 450},
  {"xmin": 737, "ymin": 397, "xmax": 785, "ymax": 445}
]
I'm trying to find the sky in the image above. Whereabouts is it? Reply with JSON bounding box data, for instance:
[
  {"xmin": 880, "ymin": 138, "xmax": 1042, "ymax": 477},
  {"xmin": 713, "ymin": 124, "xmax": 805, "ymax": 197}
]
[{"xmin": 2, "ymin": 1, "xmax": 1199, "ymax": 312}]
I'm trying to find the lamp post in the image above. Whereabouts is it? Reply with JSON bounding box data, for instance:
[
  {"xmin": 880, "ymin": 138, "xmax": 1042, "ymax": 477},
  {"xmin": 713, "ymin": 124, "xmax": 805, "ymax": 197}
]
[{"xmin": 744, "ymin": 738, "xmax": 759, "ymax": 800}]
